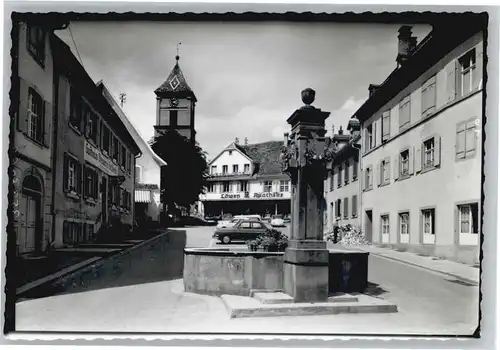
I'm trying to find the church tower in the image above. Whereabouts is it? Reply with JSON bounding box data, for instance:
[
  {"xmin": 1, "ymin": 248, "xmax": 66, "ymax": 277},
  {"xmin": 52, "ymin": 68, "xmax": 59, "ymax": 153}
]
[{"xmin": 154, "ymin": 53, "xmax": 197, "ymax": 143}]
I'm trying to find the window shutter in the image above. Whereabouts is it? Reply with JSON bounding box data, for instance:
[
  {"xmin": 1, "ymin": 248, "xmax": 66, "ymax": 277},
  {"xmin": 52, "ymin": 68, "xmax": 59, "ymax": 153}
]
[
  {"xmin": 415, "ymin": 146, "xmax": 422, "ymax": 173},
  {"xmin": 434, "ymin": 136, "xmax": 442, "ymax": 167},
  {"xmin": 394, "ymin": 154, "xmax": 400, "ymax": 180},
  {"xmin": 408, "ymin": 147, "xmax": 414, "ymax": 175},
  {"xmin": 77, "ymin": 163, "xmax": 82, "ymax": 195},
  {"xmin": 96, "ymin": 118, "xmax": 101, "ymax": 148},
  {"xmin": 373, "ymin": 120, "xmax": 377, "ymax": 148},
  {"xmin": 82, "ymin": 166, "xmax": 87, "ymax": 199},
  {"xmin": 344, "ymin": 198, "xmax": 348, "ymax": 218},
  {"xmin": 474, "ymin": 43, "xmax": 483, "ymax": 90},
  {"xmin": 63, "ymin": 155, "xmax": 69, "ymax": 192},
  {"xmin": 382, "ymin": 111, "xmax": 390, "ymax": 141},
  {"xmin": 465, "ymin": 119, "xmax": 477, "ymax": 157},
  {"xmin": 446, "ymin": 60, "xmax": 457, "ymax": 102},
  {"xmin": 43, "ymin": 100, "xmax": 51, "ymax": 147},
  {"xmin": 18, "ymin": 78, "xmax": 29, "ymax": 134},
  {"xmin": 352, "ymin": 195, "xmax": 357, "ymax": 217},
  {"xmin": 377, "ymin": 162, "xmax": 382, "ymax": 186},
  {"xmin": 456, "ymin": 121, "xmax": 466, "ymax": 159},
  {"xmin": 385, "ymin": 157, "xmax": 391, "ymax": 183}
]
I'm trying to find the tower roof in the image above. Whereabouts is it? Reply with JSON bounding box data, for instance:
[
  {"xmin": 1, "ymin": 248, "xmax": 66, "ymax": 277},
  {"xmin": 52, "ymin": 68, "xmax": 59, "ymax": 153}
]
[{"xmin": 154, "ymin": 56, "xmax": 197, "ymax": 102}]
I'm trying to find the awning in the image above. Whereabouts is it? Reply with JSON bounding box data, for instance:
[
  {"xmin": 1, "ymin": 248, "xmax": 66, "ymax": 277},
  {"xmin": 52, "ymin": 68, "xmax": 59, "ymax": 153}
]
[{"xmin": 135, "ymin": 190, "xmax": 152, "ymax": 203}]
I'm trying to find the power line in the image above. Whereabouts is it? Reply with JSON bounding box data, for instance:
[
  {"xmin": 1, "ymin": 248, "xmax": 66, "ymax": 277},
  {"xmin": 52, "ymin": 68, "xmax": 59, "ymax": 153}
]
[{"xmin": 68, "ymin": 24, "xmax": 84, "ymax": 68}]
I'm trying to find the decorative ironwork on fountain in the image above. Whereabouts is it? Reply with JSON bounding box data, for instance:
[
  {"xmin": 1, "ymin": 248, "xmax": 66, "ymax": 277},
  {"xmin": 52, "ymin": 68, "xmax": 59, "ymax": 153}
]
[{"xmin": 280, "ymin": 88, "xmax": 338, "ymax": 180}]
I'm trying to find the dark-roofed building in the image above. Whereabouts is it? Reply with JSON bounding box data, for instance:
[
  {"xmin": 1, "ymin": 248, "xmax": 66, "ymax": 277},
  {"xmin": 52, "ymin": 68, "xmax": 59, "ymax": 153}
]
[
  {"xmin": 154, "ymin": 54, "xmax": 197, "ymax": 143},
  {"xmin": 198, "ymin": 139, "xmax": 291, "ymax": 218}
]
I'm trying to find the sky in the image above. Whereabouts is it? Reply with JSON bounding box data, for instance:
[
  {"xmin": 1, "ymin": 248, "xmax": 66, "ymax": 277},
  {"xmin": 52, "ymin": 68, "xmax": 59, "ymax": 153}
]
[{"xmin": 56, "ymin": 21, "xmax": 431, "ymax": 160}]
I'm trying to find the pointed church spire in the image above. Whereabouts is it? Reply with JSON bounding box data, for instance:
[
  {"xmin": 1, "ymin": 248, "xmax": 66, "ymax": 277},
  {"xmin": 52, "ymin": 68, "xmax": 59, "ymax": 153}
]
[{"xmin": 154, "ymin": 42, "xmax": 197, "ymax": 102}]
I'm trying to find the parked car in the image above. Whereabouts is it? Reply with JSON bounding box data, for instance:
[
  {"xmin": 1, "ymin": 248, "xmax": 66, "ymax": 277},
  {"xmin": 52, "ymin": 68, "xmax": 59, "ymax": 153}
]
[
  {"xmin": 283, "ymin": 214, "xmax": 291, "ymax": 224},
  {"xmin": 270, "ymin": 214, "xmax": 285, "ymax": 227},
  {"xmin": 213, "ymin": 219, "xmax": 270, "ymax": 244},
  {"xmin": 216, "ymin": 213, "xmax": 234, "ymax": 228}
]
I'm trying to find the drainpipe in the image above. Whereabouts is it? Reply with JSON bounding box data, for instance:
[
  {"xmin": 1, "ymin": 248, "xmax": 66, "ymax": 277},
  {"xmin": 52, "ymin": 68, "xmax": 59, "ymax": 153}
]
[{"xmin": 352, "ymin": 143, "xmax": 363, "ymax": 235}]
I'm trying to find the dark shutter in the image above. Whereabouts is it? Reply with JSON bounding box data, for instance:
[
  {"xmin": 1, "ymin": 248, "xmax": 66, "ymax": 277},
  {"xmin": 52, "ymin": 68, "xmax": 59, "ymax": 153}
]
[
  {"xmin": 63, "ymin": 155, "xmax": 69, "ymax": 193},
  {"xmin": 18, "ymin": 78, "xmax": 29, "ymax": 133},
  {"xmin": 43, "ymin": 100, "xmax": 51, "ymax": 147},
  {"xmin": 77, "ymin": 163, "xmax": 82, "ymax": 195}
]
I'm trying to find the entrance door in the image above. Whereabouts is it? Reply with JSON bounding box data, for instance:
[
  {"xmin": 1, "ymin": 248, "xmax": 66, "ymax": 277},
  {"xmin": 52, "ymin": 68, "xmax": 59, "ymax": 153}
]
[
  {"xmin": 18, "ymin": 175, "xmax": 43, "ymax": 255},
  {"xmin": 365, "ymin": 210, "xmax": 373, "ymax": 243},
  {"xmin": 101, "ymin": 176, "xmax": 107, "ymax": 224}
]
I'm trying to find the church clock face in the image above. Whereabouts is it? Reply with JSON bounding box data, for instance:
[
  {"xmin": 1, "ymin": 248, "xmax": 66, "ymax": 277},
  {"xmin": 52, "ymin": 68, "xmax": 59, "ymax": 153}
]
[{"xmin": 169, "ymin": 98, "xmax": 179, "ymax": 107}]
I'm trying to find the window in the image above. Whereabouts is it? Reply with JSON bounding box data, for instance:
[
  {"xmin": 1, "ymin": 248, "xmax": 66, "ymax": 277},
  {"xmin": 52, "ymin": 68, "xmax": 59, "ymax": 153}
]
[
  {"xmin": 400, "ymin": 150, "xmax": 410, "ymax": 176},
  {"xmin": 233, "ymin": 164, "xmax": 239, "ymax": 173},
  {"xmin": 330, "ymin": 202, "xmax": 334, "ymax": 223},
  {"xmin": 127, "ymin": 152, "xmax": 132, "ymax": 173},
  {"xmin": 335, "ymin": 199, "xmax": 341, "ymax": 218},
  {"xmin": 207, "ymin": 183, "xmax": 215, "ymax": 193},
  {"xmin": 381, "ymin": 215, "xmax": 390, "ymax": 235},
  {"xmin": 329, "ymin": 170, "xmax": 334, "ymax": 191},
  {"xmin": 459, "ymin": 48, "xmax": 476, "ymax": 95},
  {"xmin": 343, "ymin": 197, "xmax": 349, "ymax": 219},
  {"xmin": 222, "ymin": 165, "xmax": 228, "ymax": 174},
  {"xmin": 458, "ymin": 203, "xmax": 479, "ymax": 234},
  {"xmin": 135, "ymin": 165, "xmax": 142, "ymax": 183},
  {"xmin": 240, "ymin": 181, "xmax": 248, "ymax": 192},
  {"xmin": 422, "ymin": 75, "xmax": 437, "ymax": 116},
  {"xmin": 263, "ymin": 181, "xmax": 273, "ymax": 193},
  {"xmin": 222, "ymin": 182, "xmax": 230, "ymax": 193},
  {"xmin": 121, "ymin": 146, "xmax": 127, "ymax": 168},
  {"xmin": 456, "ymin": 119, "xmax": 477, "ymax": 159},
  {"xmin": 27, "ymin": 88, "xmax": 44, "ymax": 143},
  {"xmin": 379, "ymin": 159, "xmax": 390, "ymax": 186},
  {"xmin": 26, "ymin": 24, "xmax": 45, "ymax": 66},
  {"xmin": 83, "ymin": 165, "xmax": 99, "ymax": 200},
  {"xmin": 351, "ymin": 195, "xmax": 357, "ymax": 217},
  {"xmin": 251, "ymin": 222, "xmax": 263, "ymax": 229},
  {"xmin": 170, "ymin": 110, "xmax": 178, "ymax": 126},
  {"xmin": 112, "ymin": 136, "xmax": 119, "ymax": 161},
  {"xmin": 381, "ymin": 111, "xmax": 390, "ymax": 142},
  {"xmin": 85, "ymin": 107, "xmax": 98, "ymax": 144},
  {"xmin": 337, "ymin": 166, "xmax": 342, "ymax": 188},
  {"xmin": 365, "ymin": 124, "xmax": 373, "ymax": 152},
  {"xmin": 64, "ymin": 155, "xmax": 82, "ymax": 195},
  {"xmin": 422, "ymin": 209, "xmax": 435, "ymax": 235},
  {"xmin": 240, "ymin": 222, "xmax": 251, "ymax": 229},
  {"xmin": 244, "ymin": 164, "xmax": 250, "ymax": 173},
  {"xmin": 344, "ymin": 161, "xmax": 349, "ymax": 185},
  {"xmin": 353, "ymin": 158, "xmax": 358, "ymax": 180},
  {"xmin": 211, "ymin": 165, "xmax": 216, "ymax": 174},
  {"xmin": 63, "ymin": 221, "xmax": 83, "ymax": 245},
  {"xmin": 423, "ymin": 138, "xmax": 435, "ymax": 170},
  {"xmin": 280, "ymin": 180, "xmax": 289, "ymax": 192},
  {"xmin": 70, "ymin": 89, "xmax": 83, "ymax": 131},
  {"xmin": 399, "ymin": 212, "xmax": 409, "ymax": 235},
  {"xmin": 229, "ymin": 151, "xmax": 233, "ymax": 156},
  {"xmin": 399, "ymin": 95, "xmax": 411, "ymax": 130},
  {"xmin": 101, "ymin": 124, "xmax": 110, "ymax": 153},
  {"xmin": 365, "ymin": 166, "xmax": 373, "ymax": 190}
]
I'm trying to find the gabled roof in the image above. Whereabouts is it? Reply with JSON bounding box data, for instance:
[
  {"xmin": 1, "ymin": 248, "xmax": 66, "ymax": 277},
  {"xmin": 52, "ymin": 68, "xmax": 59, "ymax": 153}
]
[
  {"xmin": 154, "ymin": 57, "xmax": 197, "ymax": 102},
  {"xmin": 97, "ymin": 80, "xmax": 167, "ymax": 167},
  {"xmin": 208, "ymin": 141, "xmax": 253, "ymax": 166},
  {"xmin": 239, "ymin": 141, "xmax": 284, "ymax": 176}
]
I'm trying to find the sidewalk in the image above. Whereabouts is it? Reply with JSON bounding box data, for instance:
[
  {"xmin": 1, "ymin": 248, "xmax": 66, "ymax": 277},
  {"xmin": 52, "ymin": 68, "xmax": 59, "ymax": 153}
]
[{"xmin": 353, "ymin": 245, "xmax": 480, "ymax": 284}]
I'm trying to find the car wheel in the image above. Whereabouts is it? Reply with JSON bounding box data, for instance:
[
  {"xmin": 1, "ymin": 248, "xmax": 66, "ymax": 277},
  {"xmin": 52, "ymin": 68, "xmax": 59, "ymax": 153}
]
[{"xmin": 222, "ymin": 235, "xmax": 231, "ymax": 244}]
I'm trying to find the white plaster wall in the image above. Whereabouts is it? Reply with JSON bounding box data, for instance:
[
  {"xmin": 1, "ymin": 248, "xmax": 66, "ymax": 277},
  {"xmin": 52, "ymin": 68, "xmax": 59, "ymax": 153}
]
[{"xmin": 210, "ymin": 149, "xmax": 252, "ymax": 174}]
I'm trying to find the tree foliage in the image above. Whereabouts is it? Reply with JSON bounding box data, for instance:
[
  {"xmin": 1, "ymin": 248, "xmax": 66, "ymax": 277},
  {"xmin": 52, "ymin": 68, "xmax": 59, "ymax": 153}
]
[{"xmin": 150, "ymin": 130, "xmax": 209, "ymax": 209}]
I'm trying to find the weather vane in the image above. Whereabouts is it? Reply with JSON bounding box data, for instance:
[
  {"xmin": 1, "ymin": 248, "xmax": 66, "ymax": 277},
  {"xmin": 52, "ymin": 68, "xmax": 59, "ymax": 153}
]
[{"xmin": 176, "ymin": 42, "xmax": 182, "ymax": 61}]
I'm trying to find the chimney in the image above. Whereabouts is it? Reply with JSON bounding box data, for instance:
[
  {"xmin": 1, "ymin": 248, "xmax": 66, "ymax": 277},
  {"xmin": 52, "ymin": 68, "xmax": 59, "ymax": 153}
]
[
  {"xmin": 235, "ymin": 137, "xmax": 239, "ymax": 145},
  {"xmin": 368, "ymin": 84, "xmax": 381, "ymax": 97},
  {"xmin": 244, "ymin": 137, "xmax": 248, "ymax": 146},
  {"xmin": 396, "ymin": 25, "xmax": 414, "ymax": 66}
]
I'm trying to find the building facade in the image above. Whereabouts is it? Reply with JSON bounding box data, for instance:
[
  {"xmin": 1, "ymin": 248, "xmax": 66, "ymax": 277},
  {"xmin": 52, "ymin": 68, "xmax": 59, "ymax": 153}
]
[
  {"xmin": 324, "ymin": 125, "xmax": 362, "ymax": 234},
  {"xmin": 11, "ymin": 20, "xmax": 67, "ymax": 255},
  {"xmin": 50, "ymin": 34, "xmax": 141, "ymax": 247},
  {"xmin": 355, "ymin": 23, "xmax": 484, "ymax": 264},
  {"xmin": 199, "ymin": 140, "xmax": 291, "ymax": 217},
  {"xmin": 98, "ymin": 81, "xmax": 166, "ymax": 224}
]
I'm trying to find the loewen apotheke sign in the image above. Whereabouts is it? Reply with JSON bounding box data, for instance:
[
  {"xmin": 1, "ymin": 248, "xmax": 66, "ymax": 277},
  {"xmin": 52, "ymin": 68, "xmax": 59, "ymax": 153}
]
[
  {"xmin": 84, "ymin": 141, "xmax": 119, "ymax": 176},
  {"xmin": 219, "ymin": 192, "xmax": 286, "ymax": 200}
]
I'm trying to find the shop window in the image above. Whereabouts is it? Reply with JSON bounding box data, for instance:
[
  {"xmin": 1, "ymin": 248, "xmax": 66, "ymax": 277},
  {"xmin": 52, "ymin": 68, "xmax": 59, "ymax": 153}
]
[{"xmin": 26, "ymin": 24, "xmax": 45, "ymax": 66}]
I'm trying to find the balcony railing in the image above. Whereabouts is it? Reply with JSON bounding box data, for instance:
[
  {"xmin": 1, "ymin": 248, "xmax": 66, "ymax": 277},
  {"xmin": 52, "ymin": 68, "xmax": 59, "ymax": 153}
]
[{"xmin": 208, "ymin": 171, "xmax": 252, "ymax": 178}]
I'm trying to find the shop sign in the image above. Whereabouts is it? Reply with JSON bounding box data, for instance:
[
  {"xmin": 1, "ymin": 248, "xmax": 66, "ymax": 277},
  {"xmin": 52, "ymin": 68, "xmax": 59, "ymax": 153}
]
[
  {"xmin": 253, "ymin": 192, "xmax": 284, "ymax": 199},
  {"xmin": 84, "ymin": 141, "xmax": 118, "ymax": 176},
  {"xmin": 219, "ymin": 192, "xmax": 284, "ymax": 200}
]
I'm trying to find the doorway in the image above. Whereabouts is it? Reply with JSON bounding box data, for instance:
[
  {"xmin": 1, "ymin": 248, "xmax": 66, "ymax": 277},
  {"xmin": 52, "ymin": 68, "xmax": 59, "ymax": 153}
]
[
  {"xmin": 18, "ymin": 175, "xmax": 43, "ymax": 255},
  {"xmin": 364, "ymin": 210, "xmax": 373, "ymax": 243}
]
